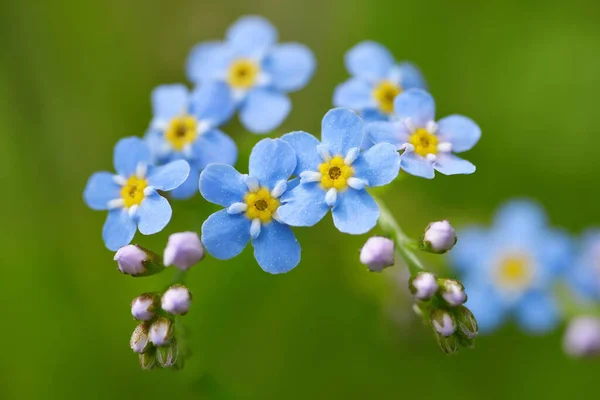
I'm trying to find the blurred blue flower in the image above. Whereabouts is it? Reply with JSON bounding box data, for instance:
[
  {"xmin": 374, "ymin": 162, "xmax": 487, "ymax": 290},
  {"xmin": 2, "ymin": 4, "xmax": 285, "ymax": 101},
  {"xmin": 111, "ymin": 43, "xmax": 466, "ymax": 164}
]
[
  {"xmin": 199, "ymin": 138, "xmax": 301, "ymax": 274},
  {"xmin": 334, "ymin": 41, "xmax": 427, "ymax": 122},
  {"xmin": 186, "ymin": 16, "xmax": 316, "ymax": 134},
  {"xmin": 366, "ymin": 89, "xmax": 481, "ymax": 179},
  {"xmin": 145, "ymin": 83, "xmax": 237, "ymax": 199},
  {"xmin": 277, "ymin": 108, "xmax": 400, "ymax": 235},
  {"xmin": 569, "ymin": 230, "xmax": 600, "ymax": 300},
  {"xmin": 84, "ymin": 137, "xmax": 190, "ymax": 251},
  {"xmin": 450, "ymin": 199, "xmax": 573, "ymax": 334}
]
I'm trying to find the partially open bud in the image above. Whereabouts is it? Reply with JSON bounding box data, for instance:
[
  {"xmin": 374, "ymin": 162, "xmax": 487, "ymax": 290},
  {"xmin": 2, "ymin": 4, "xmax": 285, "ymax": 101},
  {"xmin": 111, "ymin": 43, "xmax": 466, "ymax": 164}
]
[
  {"xmin": 149, "ymin": 317, "xmax": 174, "ymax": 346},
  {"xmin": 130, "ymin": 322, "xmax": 151, "ymax": 353},
  {"xmin": 439, "ymin": 279, "xmax": 467, "ymax": 307},
  {"xmin": 430, "ymin": 309, "xmax": 457, "ymax": 337},
  {"xmin": 139, "ymin": 348, "xmax": 157, "ymax": 370},
  {"xmin": 563, "ymin": 317, "xmax": 600, "ymax": 358},
  {"xmin": 436, "ymin": 333, "xmax": 459, "ymax": 355},
  {"xmin": 421, "ymin": 220, "xmax": 457, "ymax": 254},
  {"xmin": 455, "ymin": 306, "xmax": 478, "ymax": 339},
  {"xmin": 114, "ymin": 245, "xmax": 164, "ymax": 277},
  {"xmin": 409, "ymin": 272, "xmax": 439, "ymax": 300},
  {"xmin": 161, "ymin": 285, "xmax": 192, "ymax": 315},
  {"xmin": 157, "ymin": 340, "xmax": 179, "ymax": 368},
  {"xmin": 359, "ymin": 236, "xmax": 395, "ymax": 272},
  {"xmin": 164, "ymin": 232, "xmax": 205, "ymax": 271},
  {"xmin": 131, "ymin": 293, "xmax": 159, "ymax": 321}
]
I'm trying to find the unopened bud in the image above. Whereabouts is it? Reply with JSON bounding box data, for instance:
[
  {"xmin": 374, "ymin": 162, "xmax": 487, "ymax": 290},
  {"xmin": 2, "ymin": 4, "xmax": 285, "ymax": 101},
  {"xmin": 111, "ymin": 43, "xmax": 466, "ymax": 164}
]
[
  {"xmin": 439, "ymin": 279, "xmax": 467, "ymax": 307},
  {"xmin": 436, "ymin": 333, "xmax": 459, "ymax": 355},
  {"xmin": 563, "ymin": 317, "xmax": 600, "ymax": 358},
  {"xmin": 455, "ymin": 306, "xmax": 478, "ymax": 339},
  {"xmin": 421, "ymin": 220, "xmax": 457, "ymax": 254},
  {"xmin": 149, "ymin": 317, "xmax": 174, "ymax": 346},
  {"xmin": 131, "ymin": 293, "xmax": 159, "ymax": 321},
  {"xmin": 458, "ymin": 335, "xmax": 476, "ymax": 349},
  {"xmin": 359, "ymin": 236, "xmax": 395, "ymax": 272},
  {"xmin": 430, "ymin": 309, "xmax": 457, "ymax": 337},
  {"xmin": 164, "ymin": 232, "xmax": 205, "ymax": 270},
  {"xmin": 409, "ymin": 272, "xmax": 439, "ymax": 300},
  {"xmin": 114, "ymin": 245, "xmax": 164, "ymax": 277},
  {"xmin": 130, "ymin": 322, "xmax": 151, "ymax": 353},
  {"xmin": 157, "ymin": 340, "xmax": 179, "ymax": 368},
  {"xmin": 161, "ymin": 285, "xmax": 192, "ymax": 315},
  {"xmin": 139, "ymin": 348, "xmax": 157, "ymax": 370}
]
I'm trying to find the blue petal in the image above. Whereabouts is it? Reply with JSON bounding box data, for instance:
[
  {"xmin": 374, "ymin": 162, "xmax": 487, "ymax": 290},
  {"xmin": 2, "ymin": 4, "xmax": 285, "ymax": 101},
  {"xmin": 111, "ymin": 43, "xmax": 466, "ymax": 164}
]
[
  {"xmin": 493, "ymin": 199, "xmax": 547, "ymax": 239},
  {"xmin": 144, "ymin": 127, "xmax": 170, "ymax": 164},
  {"xmin": 186, "ymin": 42, "xmax": 233, "ymax": 85},
  {"xmin": 84, "ymin": 172, "xmax": 120, "ymax": 210},
  {"xmin": 394, "ymin": 62, "xmax": 427, "ymax": 90},
  {"xmin": 281, "ymin": 131, "xmax": 321, "ymax": 175},
  {"xmin": 332, "ymin": 189, "xmax": 379, "ymax": 234},
  {"xmin": 137, "ymin": 192, "xmax": 172, "ymax": 235},
  {"xmin": 345, "ymin": 41, "xmax": 394, "ymax": 82},
  {"xmin": 536, "ymin": 229, "xmax": 573, "ymax": 279},
  {"xmin": 191, "ymin": 129, "xmax": 238, "ymax": 170},
  {"xmin": 240, "ymin": 88, "xmax": 291, "ymax": 134},
  {"xmin": 264, "ymin": 43, "xmax": 315, "ymax": 92},
  {"xmin": 464, "ymin": 282, "xmax": 507, "ymax": 334},
  {"xmin": 364, "ymin": 121, "xmax": 409, "ymax": 150},
  {"xmin": 113, "ymin": 137, "xmax": 151, "ymax": 178},
  {"xmin": 199, "ymin": 164, "xmax": 247, "ymax": 207},
  {"xmin": 253, "ymin": 222, "xmax": 301, "ymax": 274},
  {"xmin": 333, "ymin": 78, "xmax": 374, "ymax": 110},
  {"xmin": 170, "ymin": 168, "xmax": 200, "ymax": 200},
  {"xmin": 321, "ymin": 108, "xmax": 364, "ymax": 156},
  {"xmin": 249, "ymin": 138, "xmax": 296, "ymax": 188},
  {"xmin": 202, "ymin": 209, "xmax": 251, "ymax": 259},
  {"xmin": 151, "ymin": 84, "xmax": 189, "ymax": 122},
  {"xmin": 278, "ymin": 183, "xmax": 329, "ymax": 227},
  {"xmin": 226, "ymin": 16, "xmax": 277, "ymax": 58},
  {"xmin": 361, "ymin": 109, "xmax": 388, "ymax": 123},
  {"xmin": 189, "ymin": 82, "xmax": 235, "ymax": 127},
  {"xmin": 515, "ymin": 291, "xmax": 560, "ymax": 334},
  {"xmin": 434, "ymin": 154, "xmax": 476, "ymax": 175},
  {"xmin": 449, "ymin": 226, "xmax": 492, "ymax": 274},
  {"xmin": 352, "ymin": 143, "xmax": 400, "ymax": 187},
  {"xmin": 400, "ymin": 152, "xmax": 434, "ymax": 179},
  {"xmin": 102, "ymin": 209, "xmax": 137, "ymax": 251},
  {"xmin": 393, "ymin": 89, "xmax": 436, "ymax": 127},
  {"xmin": 437, "ymin": 115, "xmax": 481, "ymax": 153},
  {"xmin": 147, "ymin": 160, "xmax": 190, "ymax": 191}
]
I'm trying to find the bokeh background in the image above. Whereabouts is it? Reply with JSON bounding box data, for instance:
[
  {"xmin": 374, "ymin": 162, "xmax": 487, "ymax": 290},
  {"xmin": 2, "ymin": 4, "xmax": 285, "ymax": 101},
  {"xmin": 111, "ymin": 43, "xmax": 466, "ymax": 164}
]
[{"xmin": 2, "ymin": 0, "xmax": 599, "ymax": 398}]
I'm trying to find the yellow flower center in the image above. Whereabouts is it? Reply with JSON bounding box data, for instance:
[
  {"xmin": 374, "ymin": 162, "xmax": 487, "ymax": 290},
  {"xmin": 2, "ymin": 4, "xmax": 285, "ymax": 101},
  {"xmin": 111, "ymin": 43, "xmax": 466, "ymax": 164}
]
[
  {"xmin": 372, "ymin": 80, "xmax": 402, "ymax": 114},
  {"xmin": 165, "ymin": 115, "xmax": 198, "ymax": 151},
  {"xmin": 409, "ymin": 128, "xmax": 438, "ymax": 157},
  {"xmin": 495, "ymin": 255, "xmax": 534, "ymax": 291},
  {"xmin": 120, "ymin": 176, "xmax": 148, "ymax": 208},
  {"xmin": 228, "ymin": 59, "xmax": 260, "ymax": 89},
  {"xmin": 318, "ymin": 155, "xmax": 354, "ymax": 190},
  {"xmin": 245, "ymin": 187, "xmax": 279, "ymax": 223}
]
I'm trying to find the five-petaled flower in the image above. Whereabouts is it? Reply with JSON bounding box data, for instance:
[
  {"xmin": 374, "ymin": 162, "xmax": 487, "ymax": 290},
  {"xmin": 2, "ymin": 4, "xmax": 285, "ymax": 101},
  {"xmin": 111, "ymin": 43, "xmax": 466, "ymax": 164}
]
[
  {"xmin": 366, "ymin": 89, "xmax": 481, "ymax": 179},
  {"xmin": 277, "ymin": 108, "xmax": 400, "ymax": 235},
  {"xmin": 334, "ymin": 41, "xmax": 427, "ymax": 122},
  {"xmin": 186, "ymin": 15, "xmax": 316, "ymax": 134},
  {"xmin": 199, "ymin": 138, "xmax": 301, "ymax": 274},
  {"xmin": 145, "ymin": 83, "xmax": 237, "ymax": 199},
  {"xmin": 84, "ymin": 137, "xmax": 190, "ymax": 250}
]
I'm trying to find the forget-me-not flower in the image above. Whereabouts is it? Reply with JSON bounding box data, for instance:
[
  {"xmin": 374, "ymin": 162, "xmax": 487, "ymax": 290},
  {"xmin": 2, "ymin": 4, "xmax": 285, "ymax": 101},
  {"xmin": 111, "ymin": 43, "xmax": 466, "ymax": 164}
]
[
  {"xmin": 366, "ymin": 89, "xmax": 481, "ymax": 179},
  {"xmin": 450, "ymin": 199, "xmax": 572, "ymax": 334},
  {"xmin": 84, "ymin": 137, "xmax": 190, "ymax": 250},
  {"xmin": 186, "ymin": 15, "xmax": 316, "ymax": 134},
  {"xmin": 569, "ymin": 230, "xmax": 600, "ymax": 300},
  {"xmin": 334, "ymin": 41, "xmax": 427, "ymax": 122},
  {"xmin": 276, "ymin": 108, "xmax": 400, "ymax": 235},
  {"xmin": 199, "ymin": 138, "xmax": 301, "ymax": 274},
  {"xmin": 145, "ymin": 83, "xmax": 237, "ymax": 199}
]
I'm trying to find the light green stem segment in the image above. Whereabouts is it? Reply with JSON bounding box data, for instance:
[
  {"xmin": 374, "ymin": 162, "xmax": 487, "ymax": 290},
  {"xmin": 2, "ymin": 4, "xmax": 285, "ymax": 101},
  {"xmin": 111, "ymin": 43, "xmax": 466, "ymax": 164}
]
[{"xmin": 374, "ymin": 195, "xmax": 424, "ymax": 276}]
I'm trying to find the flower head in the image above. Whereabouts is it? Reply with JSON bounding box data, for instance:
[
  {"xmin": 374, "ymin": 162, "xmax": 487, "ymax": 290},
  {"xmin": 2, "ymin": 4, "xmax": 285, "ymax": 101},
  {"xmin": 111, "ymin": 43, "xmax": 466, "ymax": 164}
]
[
  {"xmin": 199, "ymin": 138, "xmax": 301, "ymax": 273},
  {"xmin": 186, "ymin": 16, "xmax": 316, "ymax": 133},
  {"xmin": 163, "ymin": 232, "xmax": 205, "ymax": 270},
  {"xmin": 145, "ymin": 84, "xmax": 237, "ymax": 199},
  {"xmin": 276, "ymin": 108, "xmax": 400, "ymax": 235},
  {"xmin": 334, "ymin": 41, "xmax": 427, "ymax": 122},
  {"xmin": 83, "ymin": 137, "xmax": 190, "ymax": 250},
  {"xmin": 366, "ymin": 89, "xmax": 481, "ymax": 179}
]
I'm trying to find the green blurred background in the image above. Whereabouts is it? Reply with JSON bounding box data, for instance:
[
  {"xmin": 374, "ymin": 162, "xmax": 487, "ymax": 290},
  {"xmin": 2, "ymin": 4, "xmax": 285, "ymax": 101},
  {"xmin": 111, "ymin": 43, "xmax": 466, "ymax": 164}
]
[{"xmin": 2, "ymin": 0, "xmax": 599, "ymax": 398}]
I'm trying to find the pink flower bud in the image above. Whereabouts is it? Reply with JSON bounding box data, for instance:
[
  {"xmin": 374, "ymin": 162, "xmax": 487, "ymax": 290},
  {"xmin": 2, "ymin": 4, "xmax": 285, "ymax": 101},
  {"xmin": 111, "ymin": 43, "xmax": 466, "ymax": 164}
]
[
  {"xmin": 161, "ymin": 285, "xmax": 192, "ymax": 315},
  {"xmin": 422, "ymin": 220, "xmax": 457, "ymax": 254},
  {"xmin": 359, "ymin": 236, "xmax": 395, "ymax": 272},
  {"xmin": 163, "ymin": 232, "xmax": 205, "ymax": 270},
  {"xmin": 563, "ymin": 317, "xmax": 600, "ymax": 357}
]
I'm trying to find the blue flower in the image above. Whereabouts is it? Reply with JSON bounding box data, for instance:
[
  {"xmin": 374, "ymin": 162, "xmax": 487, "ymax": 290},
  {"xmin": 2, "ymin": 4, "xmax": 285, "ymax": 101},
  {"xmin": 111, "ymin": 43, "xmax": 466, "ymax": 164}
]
[
  {"xmin": 186, "ymin": 16, "xmax": 316, "ymax": 134},
  {"xmin": 334, "ymin": 41, "xmax": 427, "ymax": 122},
  {"xmin": 199, "ymin": 138, "xmax": 301, "ymax": 274},
  {"xmin": 569, "ymin": 229, "xmax": 600, "ymax": 300},
  {"xmin": 145, "ymin": 83, "xmax": 237, "ymax": 199},
  {"xmin": 450, "ymin": 199, "xmax": 573, "ymax": 334},
  {"xmin": 84, "ymin": 137, "xmax": 190, "ymax": 251},
  {"xmin": 366, "ymin": 89, "xmax": 481, "ymax": 179},
  {"xmin": 276, "ymin": 108, "xmax": 400, "ymax": 235}
]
